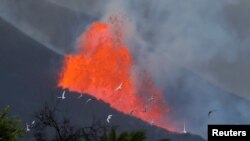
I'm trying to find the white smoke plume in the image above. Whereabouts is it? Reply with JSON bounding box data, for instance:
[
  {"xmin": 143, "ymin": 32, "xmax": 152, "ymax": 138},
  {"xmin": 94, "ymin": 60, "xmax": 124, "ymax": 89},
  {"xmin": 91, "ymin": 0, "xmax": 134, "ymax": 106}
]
[{"xmin": 102, "ymin": 0, "xmax": 250, "ymax": 137}]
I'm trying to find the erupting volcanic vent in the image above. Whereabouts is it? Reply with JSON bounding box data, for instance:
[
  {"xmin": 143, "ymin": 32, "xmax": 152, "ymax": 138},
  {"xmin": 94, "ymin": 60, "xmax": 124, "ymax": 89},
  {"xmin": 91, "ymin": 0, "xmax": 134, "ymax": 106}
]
[{"xmin": 58, "ymin": 17, "xmax": 174, "ymax": 131}]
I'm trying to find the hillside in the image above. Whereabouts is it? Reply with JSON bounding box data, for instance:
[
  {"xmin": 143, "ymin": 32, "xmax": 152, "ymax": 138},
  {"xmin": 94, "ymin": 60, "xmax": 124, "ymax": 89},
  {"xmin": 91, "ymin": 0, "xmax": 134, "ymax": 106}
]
[{"xmin": 0, "ymin": 17, "xmax": 206, "ymax": 141}]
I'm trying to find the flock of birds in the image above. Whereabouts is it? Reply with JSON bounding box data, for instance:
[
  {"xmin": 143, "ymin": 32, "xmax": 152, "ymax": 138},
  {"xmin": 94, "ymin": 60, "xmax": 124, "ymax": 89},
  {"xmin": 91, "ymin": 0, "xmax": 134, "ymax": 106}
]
[
  {"xmin": 55, "ymin": 82, "xmax": 139, "ymax": 124},
  {"xmin": 24, "ymin": 82, "xmax": 217, "ymax": 134},
  {"xmin": 24, "ymin": 83, "xmax": 125, "ymax": 132},
  {"xmin": 55, "ymin": 82, "xmax": 156, "ymax": 126},
  {"xmin": 56, "ymin": 90, "xmax": 113, "ymax": 124}
]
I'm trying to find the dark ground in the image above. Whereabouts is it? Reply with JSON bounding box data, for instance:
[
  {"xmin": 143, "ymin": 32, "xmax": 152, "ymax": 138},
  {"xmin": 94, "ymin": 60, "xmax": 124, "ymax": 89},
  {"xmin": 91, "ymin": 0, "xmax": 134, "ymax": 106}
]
[{"xmin": 0, "ymin": 17, "xmax": 206, "ymax": 141}]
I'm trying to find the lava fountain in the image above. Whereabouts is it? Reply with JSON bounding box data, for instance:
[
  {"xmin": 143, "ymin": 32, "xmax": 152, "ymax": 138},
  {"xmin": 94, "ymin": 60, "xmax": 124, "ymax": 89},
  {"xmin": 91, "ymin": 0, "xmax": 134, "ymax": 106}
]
[{"xmin": 58, "ymin": 17, "xmax": 174, "ymax": 131}]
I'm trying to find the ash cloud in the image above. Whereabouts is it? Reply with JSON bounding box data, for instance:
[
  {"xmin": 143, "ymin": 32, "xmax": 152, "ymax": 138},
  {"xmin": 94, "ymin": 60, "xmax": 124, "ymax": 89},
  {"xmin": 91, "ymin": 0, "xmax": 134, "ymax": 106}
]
[
  {"xmin": 101, "ymin": 0, "xmax": 250, "ymax": 137},
  {"xmin": 0, "ymin": 0, "xmax": 95, "ymax": 54},
  {"xmin": 100, "ymin": 0, "xmax": 250, "ymax": 101}
]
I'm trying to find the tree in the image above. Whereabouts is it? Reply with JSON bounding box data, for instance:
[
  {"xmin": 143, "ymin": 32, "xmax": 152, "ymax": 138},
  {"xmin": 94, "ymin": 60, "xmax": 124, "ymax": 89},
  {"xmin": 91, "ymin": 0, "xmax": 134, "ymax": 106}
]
[
  {"xmin": 31, "ymin": 101, "xmax": 111, "ymax": 141},
  {"xmin": 0, "ymin": 106, "xmax": 24, "ymax": 141},
  {"xmin": 158, "ymin": 139, "xmax": 171, "ymax": 141},
  {"xmin": 28, "ymin": 93, "xmax": 175, "ymax": 141},
  {"xmin": 30, "ymin": 100, "xmax": 147, "ymax": 141},
  {"xmin": 100, "ymin": 128, "xmax": 146, "ymax": 141}
]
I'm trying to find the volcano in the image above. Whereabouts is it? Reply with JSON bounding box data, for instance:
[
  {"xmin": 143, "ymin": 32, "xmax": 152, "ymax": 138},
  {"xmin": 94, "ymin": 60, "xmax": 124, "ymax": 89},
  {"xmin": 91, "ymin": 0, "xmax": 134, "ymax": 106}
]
[
  {"xmin": 0, "ymin": 17, "xmax": 206, "ymax": 141},
  {"xmin": 57, "ymin": 20, "xmax": 174, "ymax": 131},
  {"xmin": 1, "ymin": 1, "xmax": 250, "ymax": 140}
]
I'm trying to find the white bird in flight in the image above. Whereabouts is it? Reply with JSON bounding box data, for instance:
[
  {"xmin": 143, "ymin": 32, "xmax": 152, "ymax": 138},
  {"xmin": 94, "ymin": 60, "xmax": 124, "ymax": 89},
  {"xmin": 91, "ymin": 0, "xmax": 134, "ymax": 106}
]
[
  {"xmin": 78, "ymin": 94, "xmax": 83, "ymax": 99},
  {"xmin": 26, "ymin": 123, "xmax": 30, "ymax": 132},
  {"xmin": 106, "ymin": 115, "xmax": 112, "ymax": 123},
  {"xmin": 86, "ymin": 98, "xmax": 93, "ymax": 104},
  {"xmin": 30, "ymin": 120, "xmax": 36, "ymax": 128},
  {"xmin": 31, "ymin": 120, "xmax": 35, "ymax": 125},
  {"xmin": 115, "ymin": 82, "xmax": 123, "ymax": 91},
  {"xmin": 58, "ymin": 90, "xmax": 66, "ymax": 99}
]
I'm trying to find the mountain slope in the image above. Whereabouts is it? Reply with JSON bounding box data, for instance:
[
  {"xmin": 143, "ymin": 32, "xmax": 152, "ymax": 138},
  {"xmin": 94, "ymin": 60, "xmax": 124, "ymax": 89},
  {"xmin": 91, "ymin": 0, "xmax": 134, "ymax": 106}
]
[{"xmin": 0, "ymin": 17, "xmax": 206, "ymax": 141}]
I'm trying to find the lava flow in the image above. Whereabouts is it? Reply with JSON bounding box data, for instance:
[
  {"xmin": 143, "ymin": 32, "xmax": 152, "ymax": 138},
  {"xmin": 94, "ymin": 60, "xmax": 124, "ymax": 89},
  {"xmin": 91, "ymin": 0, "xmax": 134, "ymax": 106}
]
[{"xmin": 58, "ymin": 18, "xmax": 174, "ymax": 131}]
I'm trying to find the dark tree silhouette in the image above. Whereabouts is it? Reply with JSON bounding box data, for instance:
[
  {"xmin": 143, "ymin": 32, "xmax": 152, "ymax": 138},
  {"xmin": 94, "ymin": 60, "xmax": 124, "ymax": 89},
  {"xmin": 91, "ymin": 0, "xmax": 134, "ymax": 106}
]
[
  {"xmin": 31, "ymin": 101, "xmax": 111, "ymax": 141},
  {"xmin": 100, "ymin": 128, "xmax": 146, "ymax": 141},
  {"xmin": 27, "ymin": 95, "xmax": 171, "ymax": 141},
  {"xmin": 158, "ymin": 139, "xmax": 171, "ymax": 141}
]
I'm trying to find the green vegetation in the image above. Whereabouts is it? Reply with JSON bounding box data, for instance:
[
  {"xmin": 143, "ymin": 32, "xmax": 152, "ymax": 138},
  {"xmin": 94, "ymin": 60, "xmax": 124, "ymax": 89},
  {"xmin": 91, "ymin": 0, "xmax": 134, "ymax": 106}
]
[
  {"xmin": 0, "ymin": 106, "xmax": 24, "ymax": 141},
  {"xmin": 100, "ymin": 128, "xmax": 146, "ymax": 141},
  {"xmin": 0, "ymin": 103, "xmax": 171, "ymax": 141}
]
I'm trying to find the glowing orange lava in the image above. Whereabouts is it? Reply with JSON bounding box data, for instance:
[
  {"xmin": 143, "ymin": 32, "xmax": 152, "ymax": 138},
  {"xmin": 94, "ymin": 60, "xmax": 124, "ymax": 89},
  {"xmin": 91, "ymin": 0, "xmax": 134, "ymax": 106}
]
[{"xmin": 58, "ymin": 18, "xmax": 174, "ymax": 131}]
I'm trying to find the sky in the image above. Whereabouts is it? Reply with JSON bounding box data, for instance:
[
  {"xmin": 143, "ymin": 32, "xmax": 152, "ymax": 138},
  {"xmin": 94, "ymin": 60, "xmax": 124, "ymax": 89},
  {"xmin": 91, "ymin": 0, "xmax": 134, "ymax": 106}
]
[{"xmin": 0, "ymin": 0, "xmax": 250, "ymax": 138}]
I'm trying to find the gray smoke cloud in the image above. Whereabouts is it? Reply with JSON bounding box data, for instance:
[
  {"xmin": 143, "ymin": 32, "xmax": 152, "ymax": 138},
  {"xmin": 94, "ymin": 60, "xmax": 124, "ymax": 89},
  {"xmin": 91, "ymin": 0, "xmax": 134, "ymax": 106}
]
[
  {"xmin": 1, "ymin": 0, "xmax": 250, "ymax": 138},
  {"xmin": 120, "ymin": 0, "xmax": 250, "ymax": 98},
  {"xmin": 48, "ymin": 0, "xmax": 107, "ymax": 18},
  {"xmin": 102, "ymin": 0, "xmax": 250, "ymax": 137},
  {"xmin": 97, "ymin": 0, "xmax": 250, "ymax": 100},
  {"xmin": 0, "ymin": 0, "xmax": 95, "ymax": 54}
]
